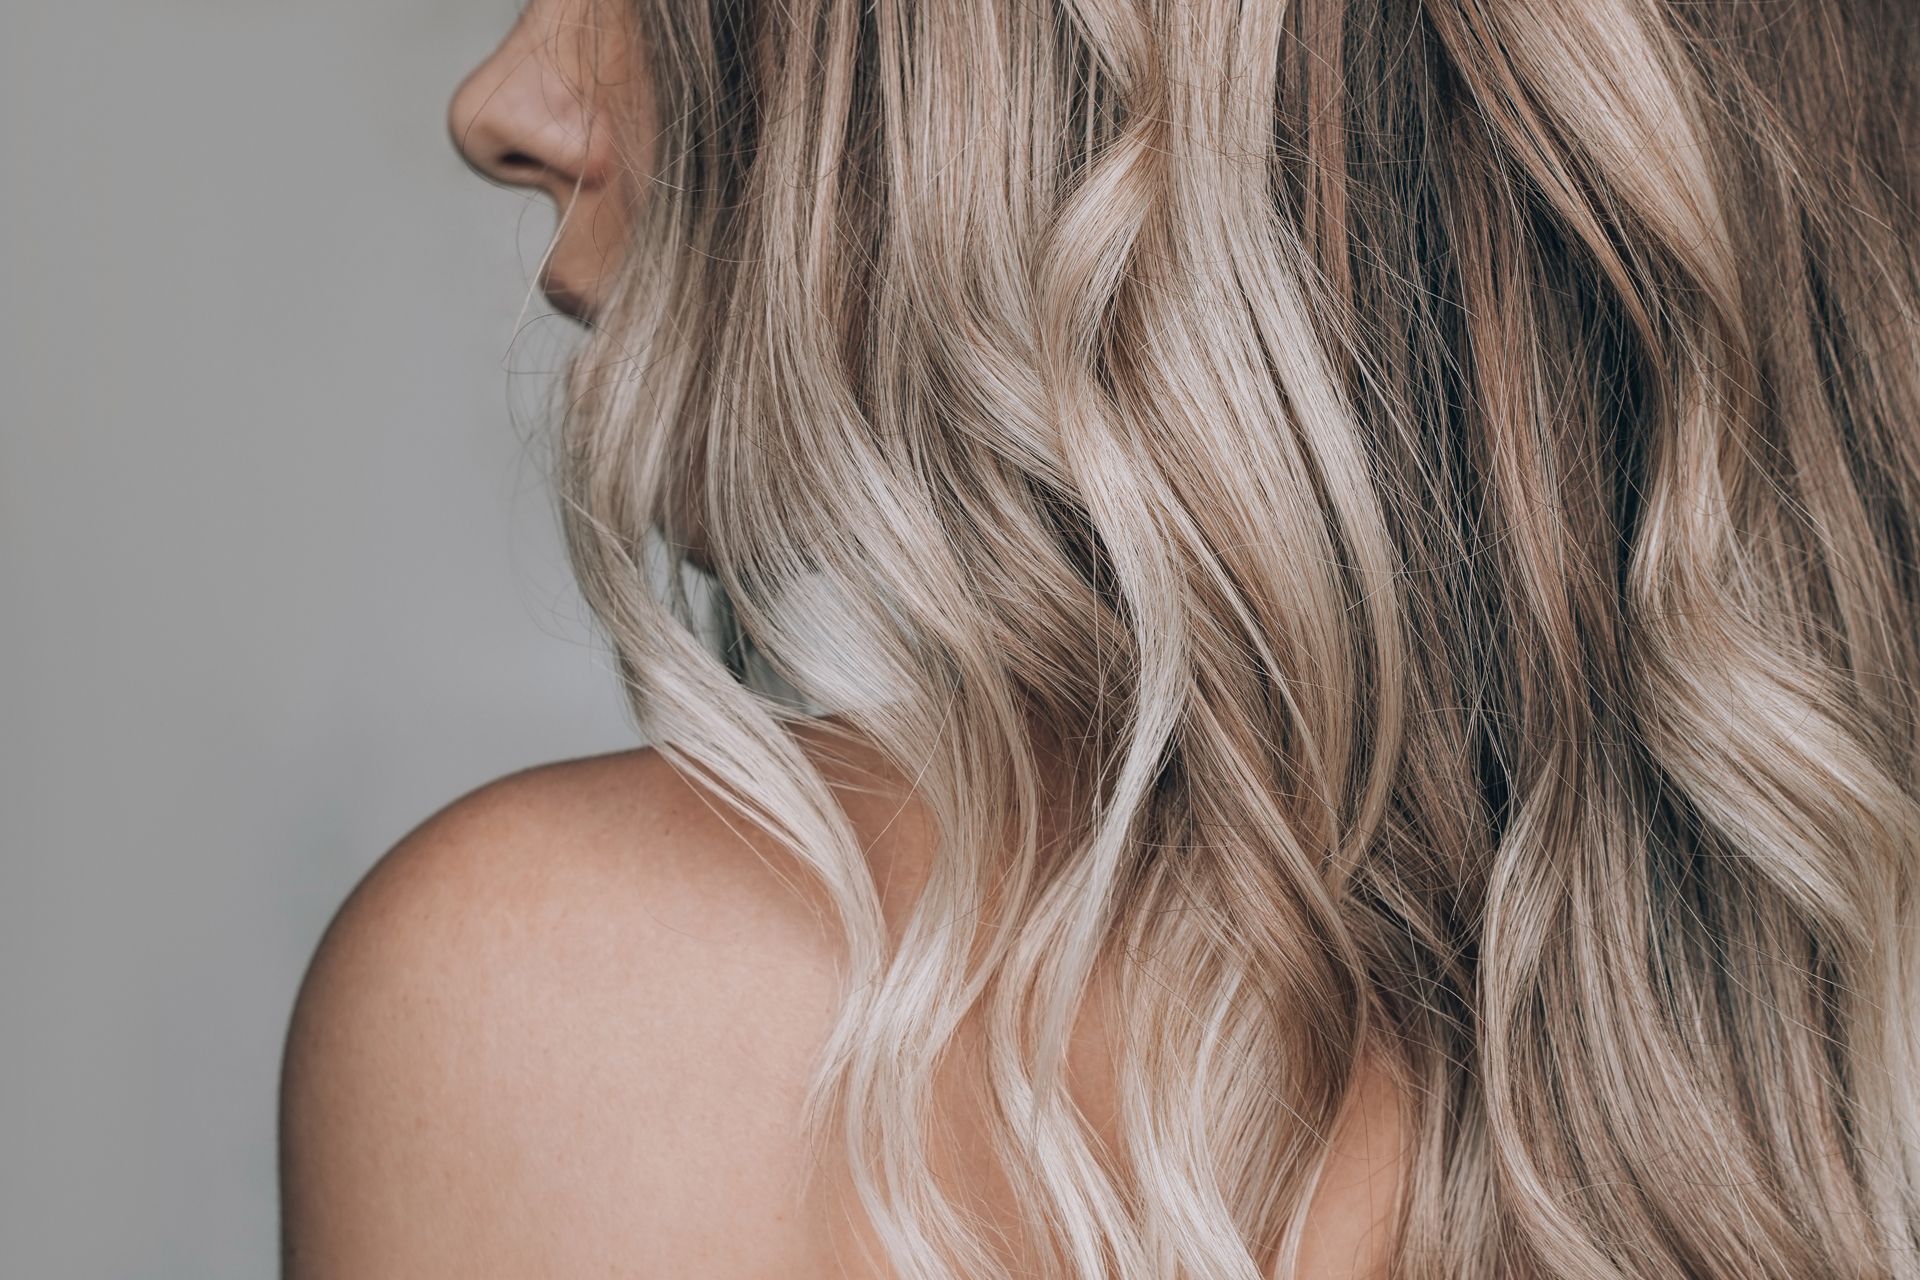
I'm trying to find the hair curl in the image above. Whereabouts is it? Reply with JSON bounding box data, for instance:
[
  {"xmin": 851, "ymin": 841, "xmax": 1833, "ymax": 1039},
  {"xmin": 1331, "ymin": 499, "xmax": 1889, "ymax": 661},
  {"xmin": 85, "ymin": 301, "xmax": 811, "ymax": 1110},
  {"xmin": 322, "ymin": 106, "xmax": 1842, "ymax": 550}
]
[{"xmin": 556, "ymin": 0, "xmax": 1920, "ymax": 1273}]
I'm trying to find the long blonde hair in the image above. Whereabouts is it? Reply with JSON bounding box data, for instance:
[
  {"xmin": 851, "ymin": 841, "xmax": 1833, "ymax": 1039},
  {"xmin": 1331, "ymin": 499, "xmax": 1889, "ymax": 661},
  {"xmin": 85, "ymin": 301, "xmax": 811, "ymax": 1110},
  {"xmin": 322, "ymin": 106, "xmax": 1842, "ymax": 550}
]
[{"xmin": 556, "ymin": 0, "xmax": 1920, "ymax": 1273}]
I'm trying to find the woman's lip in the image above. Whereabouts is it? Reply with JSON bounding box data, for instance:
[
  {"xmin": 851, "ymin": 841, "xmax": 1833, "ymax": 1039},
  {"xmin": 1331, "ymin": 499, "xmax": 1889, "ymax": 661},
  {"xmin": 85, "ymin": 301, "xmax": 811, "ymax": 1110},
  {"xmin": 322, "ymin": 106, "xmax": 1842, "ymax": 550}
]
[{"xmin": 538, "ymin": 276, "xmax": 597, "ymax": 325}]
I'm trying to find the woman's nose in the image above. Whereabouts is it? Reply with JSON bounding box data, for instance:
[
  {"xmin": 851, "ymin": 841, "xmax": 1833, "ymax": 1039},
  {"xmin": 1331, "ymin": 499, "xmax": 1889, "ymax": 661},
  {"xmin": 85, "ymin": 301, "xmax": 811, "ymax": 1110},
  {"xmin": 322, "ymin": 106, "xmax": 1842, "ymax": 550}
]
[{"xmin": 447, "ymin": 13, "xmax": 603, "ymax": 206}]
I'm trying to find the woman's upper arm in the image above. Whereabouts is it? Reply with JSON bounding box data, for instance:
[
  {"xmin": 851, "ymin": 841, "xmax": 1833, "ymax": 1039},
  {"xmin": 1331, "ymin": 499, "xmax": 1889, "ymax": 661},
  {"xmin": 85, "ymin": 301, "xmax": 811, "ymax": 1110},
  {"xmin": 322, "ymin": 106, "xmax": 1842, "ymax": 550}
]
[
  {"xmin": 277, "ymin": 769, "xmax": 606, "ymax": 1278},
  {"xmin": 276, "ymin": 751, "xmax": 852, "ymax": 1278}
]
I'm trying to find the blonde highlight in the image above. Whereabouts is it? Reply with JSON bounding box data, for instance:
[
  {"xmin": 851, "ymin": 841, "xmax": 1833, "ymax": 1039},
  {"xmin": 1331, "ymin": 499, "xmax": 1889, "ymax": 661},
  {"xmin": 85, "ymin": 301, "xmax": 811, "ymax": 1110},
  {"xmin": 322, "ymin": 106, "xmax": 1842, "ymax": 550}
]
[{"xmin": 559, "ymin": 0, "xmax": 1920, "ymax": 1274}]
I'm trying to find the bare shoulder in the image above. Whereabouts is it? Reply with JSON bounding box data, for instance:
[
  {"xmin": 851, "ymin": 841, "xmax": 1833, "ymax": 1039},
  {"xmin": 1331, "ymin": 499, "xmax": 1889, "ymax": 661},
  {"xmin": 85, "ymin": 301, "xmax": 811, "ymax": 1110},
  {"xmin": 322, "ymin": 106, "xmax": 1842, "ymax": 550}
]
[{"xmin": 279, "ymin": 726, "xmax": 914, "ymax": 1278}]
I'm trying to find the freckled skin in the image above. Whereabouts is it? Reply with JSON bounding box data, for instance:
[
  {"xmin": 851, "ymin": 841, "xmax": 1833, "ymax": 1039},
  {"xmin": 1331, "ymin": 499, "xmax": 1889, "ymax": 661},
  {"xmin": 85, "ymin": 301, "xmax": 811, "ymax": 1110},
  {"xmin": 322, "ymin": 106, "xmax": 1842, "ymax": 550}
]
[{"xmin": 279, "ymin": 723, "xmax": 1405, "ymax": 1277}]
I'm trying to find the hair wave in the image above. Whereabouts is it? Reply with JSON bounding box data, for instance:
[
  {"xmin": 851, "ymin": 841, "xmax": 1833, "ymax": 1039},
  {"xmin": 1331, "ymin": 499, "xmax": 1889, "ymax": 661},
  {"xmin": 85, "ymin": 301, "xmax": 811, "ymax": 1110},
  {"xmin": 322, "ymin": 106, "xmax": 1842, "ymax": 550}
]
[{"xmin": 557, "ymin": 0, "xmax": 1920, "ymax": 1274}]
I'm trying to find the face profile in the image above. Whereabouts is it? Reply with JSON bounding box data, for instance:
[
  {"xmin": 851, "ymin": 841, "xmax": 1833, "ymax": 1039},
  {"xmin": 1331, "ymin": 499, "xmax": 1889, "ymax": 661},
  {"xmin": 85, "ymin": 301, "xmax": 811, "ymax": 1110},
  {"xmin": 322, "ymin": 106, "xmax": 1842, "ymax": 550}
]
[{"xmin": 446, "ymin": 0, "xmax": 649, "ymax": 324}]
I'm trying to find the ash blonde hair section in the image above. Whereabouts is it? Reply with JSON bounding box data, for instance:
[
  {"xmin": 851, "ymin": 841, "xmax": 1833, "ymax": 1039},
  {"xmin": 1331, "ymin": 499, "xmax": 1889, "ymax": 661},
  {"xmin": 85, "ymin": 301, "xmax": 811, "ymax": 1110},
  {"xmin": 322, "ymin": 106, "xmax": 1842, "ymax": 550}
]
[{"xmin": 556, "ymin": 0, "xmax": 1920, "ymax": 1274}]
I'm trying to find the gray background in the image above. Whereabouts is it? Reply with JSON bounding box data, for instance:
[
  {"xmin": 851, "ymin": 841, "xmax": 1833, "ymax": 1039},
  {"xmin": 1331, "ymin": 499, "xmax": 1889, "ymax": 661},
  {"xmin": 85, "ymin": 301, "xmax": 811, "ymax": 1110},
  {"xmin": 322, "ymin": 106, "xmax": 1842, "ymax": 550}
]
[{"xmin": 1, "ymin": 2, "xmax": 643, "ymax": 1275}]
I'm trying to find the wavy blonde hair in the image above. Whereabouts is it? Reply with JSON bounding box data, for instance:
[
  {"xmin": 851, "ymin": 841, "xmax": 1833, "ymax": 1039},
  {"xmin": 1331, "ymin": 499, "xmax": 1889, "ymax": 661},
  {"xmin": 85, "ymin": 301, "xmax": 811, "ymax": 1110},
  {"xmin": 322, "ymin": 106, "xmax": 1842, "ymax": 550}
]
[{"xmin": 555, "ymin": 0, "xmax": 1920, "ymax": 1273}]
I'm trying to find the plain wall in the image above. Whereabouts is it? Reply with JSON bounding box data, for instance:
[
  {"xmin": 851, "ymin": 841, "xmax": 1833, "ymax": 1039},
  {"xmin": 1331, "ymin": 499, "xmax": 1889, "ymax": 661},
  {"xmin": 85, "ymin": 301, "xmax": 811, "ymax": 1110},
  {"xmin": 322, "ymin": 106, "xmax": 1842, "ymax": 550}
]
[{"xmin": 0, "ymin": 2, "xmax": 643, "ymax": 1275}]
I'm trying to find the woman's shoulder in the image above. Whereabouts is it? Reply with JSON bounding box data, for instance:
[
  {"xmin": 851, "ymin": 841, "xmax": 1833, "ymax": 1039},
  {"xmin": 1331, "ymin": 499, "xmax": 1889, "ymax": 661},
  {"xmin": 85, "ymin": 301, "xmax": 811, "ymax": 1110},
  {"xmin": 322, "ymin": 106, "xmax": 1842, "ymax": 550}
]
[
  {"xmin": 279, "ymin": 724, "xmax": 910, "ymax": 1277},
  {"xmin": 279, "ymin": 725, "xmax": 1403, "ymax": 1277}
]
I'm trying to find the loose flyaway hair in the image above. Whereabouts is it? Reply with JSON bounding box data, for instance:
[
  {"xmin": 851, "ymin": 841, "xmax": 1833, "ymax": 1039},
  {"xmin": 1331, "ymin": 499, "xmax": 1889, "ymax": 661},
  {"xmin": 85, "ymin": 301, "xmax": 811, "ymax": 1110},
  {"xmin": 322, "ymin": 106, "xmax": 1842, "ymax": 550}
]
[{"xmin": 557, "ymin": 0, "xmax": 1920, "ymax": 1274}]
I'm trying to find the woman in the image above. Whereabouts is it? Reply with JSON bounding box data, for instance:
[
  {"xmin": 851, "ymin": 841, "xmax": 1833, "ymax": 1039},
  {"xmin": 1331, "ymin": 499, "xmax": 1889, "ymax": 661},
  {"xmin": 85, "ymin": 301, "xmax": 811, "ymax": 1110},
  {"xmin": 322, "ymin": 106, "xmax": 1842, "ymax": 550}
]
[{"xmin": 278, "ymin": 0, "xmax": 1920, "ymax": 1274}]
